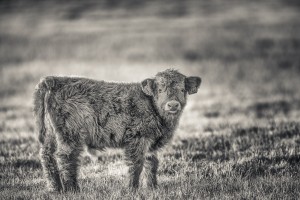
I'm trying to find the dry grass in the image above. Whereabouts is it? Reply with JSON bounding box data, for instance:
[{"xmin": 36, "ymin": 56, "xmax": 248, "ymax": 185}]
[{"xmin": 1, "ymin": 0, "xmax": 300, "ymax": 199}]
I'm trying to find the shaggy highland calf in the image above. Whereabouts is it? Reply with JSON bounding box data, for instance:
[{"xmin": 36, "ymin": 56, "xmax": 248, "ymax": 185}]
[{"xmin": 33, "ymin": 69, "xmax": 201, "ymax": 192}]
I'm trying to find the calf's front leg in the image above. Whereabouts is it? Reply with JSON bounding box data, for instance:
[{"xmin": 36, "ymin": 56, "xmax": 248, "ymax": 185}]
[
  {"xmin": 144, "ymin": 152, "xmax": 159, "ymax": 188},
  {"xmin": 124, "ymin": 140, "xmax": 146, "ymax": 190}
]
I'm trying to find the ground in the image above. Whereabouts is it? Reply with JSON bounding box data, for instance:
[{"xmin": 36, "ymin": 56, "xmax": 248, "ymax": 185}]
[{"xmin": 1, "ymin": 0, "xmax": 300, "ymax": 199}]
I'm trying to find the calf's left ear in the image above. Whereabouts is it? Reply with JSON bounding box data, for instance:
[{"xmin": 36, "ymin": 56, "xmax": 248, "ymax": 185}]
[
  {"xmin": 141, "ymin": 78, "xmax": 154, "ymax": 96},
  {"xmin": 185, "ymin": 76, "xmax": 202, "ymax": 95}
]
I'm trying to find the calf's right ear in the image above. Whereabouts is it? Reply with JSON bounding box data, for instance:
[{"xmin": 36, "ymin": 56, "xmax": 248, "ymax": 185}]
[
  {"xmin": 185, "ymin": 76, "xmax": 201, "ymax": 95},
  {"xmin": 141, "ymin": 78, "xmax": 154, "ymax": 96}
]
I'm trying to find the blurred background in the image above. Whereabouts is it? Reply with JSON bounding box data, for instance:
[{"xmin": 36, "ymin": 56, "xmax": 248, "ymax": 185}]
[
  {"xmin": 1, "ymin": 1, "xmax": 300, "ymax": 198},
  {"xmin": 1, "ymin": 0, "xmax": 300, "ymax": 135}
]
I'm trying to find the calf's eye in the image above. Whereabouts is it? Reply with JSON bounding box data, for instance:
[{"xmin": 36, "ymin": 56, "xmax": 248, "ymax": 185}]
[
  {"xmin": 181, "ymin": 89, "xmax": 185, "ymax": 93},
  {"xmin": 158, "ymin": 89, "xmax": 162, "ymax": 93}
]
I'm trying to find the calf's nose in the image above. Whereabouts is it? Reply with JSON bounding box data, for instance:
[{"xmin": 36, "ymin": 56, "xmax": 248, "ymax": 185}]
[{"xmin": 166, "ymin": 101, "xmax": 181, "ymax": 111}]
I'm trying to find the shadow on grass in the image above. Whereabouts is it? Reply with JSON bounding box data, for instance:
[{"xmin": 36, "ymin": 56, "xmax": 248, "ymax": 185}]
[
  {"xmin": 0, "ymin": 182, "xmax": 37, "ymax": 191},
  {"xmin": 82, "ymin": 153, "xmax": 123, "ymax": 166},
  {"xmin": 0, "ymin": 158, "xmax": 41, "ymax": 170}
]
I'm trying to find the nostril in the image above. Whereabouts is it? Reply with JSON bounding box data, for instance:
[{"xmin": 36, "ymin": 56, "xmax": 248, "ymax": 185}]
[{"xmin": 166, "ymin": 101, "xmax": 180, "ymax": 110}]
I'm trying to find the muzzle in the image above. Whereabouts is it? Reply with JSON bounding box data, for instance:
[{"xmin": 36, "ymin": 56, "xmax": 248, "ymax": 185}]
[{"xmin": 164, "ymin": 100, "xmax": 181, "ymax": 114}]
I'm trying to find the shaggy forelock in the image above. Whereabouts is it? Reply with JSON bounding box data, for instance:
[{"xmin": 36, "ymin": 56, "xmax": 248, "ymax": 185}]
[{"xmin": 155, "ymin": 69, "xmax": 186, "ymax": 84}]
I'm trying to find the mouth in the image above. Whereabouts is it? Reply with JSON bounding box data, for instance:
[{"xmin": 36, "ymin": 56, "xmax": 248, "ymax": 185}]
[{"xmin": 166, "ymin": 110, "xmax": 179, "ymax": 114}]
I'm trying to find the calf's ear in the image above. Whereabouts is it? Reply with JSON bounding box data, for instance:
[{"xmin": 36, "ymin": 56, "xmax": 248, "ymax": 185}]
[
  {"xmin": 185, "ymin": 76, "xmax": 201, "ymax": 95},
  {"xmin": 141, "ymin": 78, "xmax": 154, "ymax": 96}
]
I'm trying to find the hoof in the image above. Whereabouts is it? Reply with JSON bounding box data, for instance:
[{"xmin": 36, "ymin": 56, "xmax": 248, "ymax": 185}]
[
  {"xmin": 62, "ymin": 183, "xmax": 80, "ymax": 193},
  {"xmin": 47, "ymin": 185, "xmax": 62, "ymax": 193}
]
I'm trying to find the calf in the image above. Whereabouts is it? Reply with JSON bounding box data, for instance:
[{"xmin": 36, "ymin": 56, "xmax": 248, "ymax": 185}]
[{"xmin": 33, "ymin": 69, "xmax": 201, "ymax": 192}]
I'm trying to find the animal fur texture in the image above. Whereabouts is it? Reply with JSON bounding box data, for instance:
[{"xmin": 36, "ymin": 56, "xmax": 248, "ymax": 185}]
[{"xmin": 33, "ymin": 69, "xmax": 201, "ymax": 192}]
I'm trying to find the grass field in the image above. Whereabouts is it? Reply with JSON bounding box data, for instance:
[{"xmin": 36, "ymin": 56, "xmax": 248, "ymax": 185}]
[{"xmin": 1, "ymin": 0, "xmax": 300, "ymax": 199}]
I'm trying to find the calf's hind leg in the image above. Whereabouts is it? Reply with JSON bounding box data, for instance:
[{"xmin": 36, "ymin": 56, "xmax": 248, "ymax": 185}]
[
  {"xmin": 40, "ymin": 134, "xmax": 62, "ymax": 192},
  {"xmin": 56, "ymin": 141, "xmax": 83, "ymax": 192}
]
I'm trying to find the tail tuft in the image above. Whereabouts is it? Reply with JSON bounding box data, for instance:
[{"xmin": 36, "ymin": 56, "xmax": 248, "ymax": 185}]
[{"xmin": 33, "ymin": 77, "xmax": 55, "ymax": 144}]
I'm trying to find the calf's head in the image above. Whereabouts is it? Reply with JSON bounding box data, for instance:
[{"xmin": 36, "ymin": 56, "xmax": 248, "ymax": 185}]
[{"xmin": 141, "ymin": 69, "xmax": 201, "ymax": 125}]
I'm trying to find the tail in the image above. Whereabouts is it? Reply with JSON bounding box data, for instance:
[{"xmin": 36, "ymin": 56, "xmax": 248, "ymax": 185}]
[{"xmin": 33, "ymin": 77, "xmax": 56, "ymax": 144}]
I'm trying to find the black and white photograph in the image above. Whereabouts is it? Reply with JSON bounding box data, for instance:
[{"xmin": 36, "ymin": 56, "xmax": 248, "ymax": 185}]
[{"xmin": 1, "ymin": 0, "xmax": 300, "ymax": 199}]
